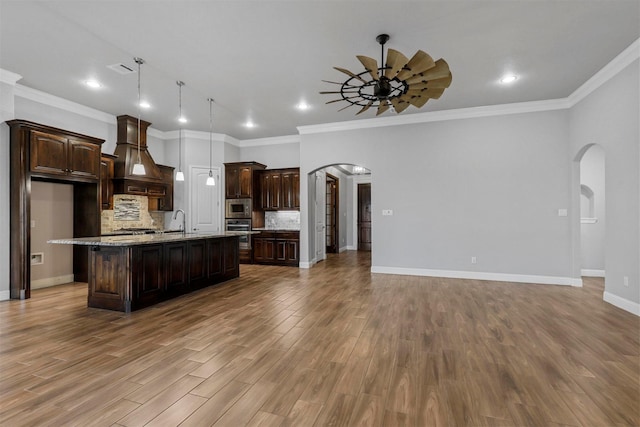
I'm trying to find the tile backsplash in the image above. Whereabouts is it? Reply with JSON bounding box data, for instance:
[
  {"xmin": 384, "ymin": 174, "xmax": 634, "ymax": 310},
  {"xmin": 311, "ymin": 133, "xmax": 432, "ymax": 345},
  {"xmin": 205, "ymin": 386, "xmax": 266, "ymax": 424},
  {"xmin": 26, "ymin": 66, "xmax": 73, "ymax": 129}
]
[
  {"xmin": 265, "ymin": 211, "xmax": 300, "ymax": 230},
  {"xmin": 101, "ymin": 194, "xmax": 165, "ymax": 234}
]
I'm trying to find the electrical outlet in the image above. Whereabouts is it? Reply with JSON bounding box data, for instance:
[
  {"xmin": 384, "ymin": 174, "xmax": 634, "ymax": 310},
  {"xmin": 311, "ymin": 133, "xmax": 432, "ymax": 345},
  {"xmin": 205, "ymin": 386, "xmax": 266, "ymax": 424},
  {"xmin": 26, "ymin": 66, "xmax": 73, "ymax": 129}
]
[
  {"xmin": 624, "ymin": 276, "xmax": 629, "ymax": 287},
  {"xmin": 382, "ymin": 209, "xmax": 393, "ymax": 216},
  {"xmin": 471, "ymin": 256, "xmax": 477, "ymax": 264}
]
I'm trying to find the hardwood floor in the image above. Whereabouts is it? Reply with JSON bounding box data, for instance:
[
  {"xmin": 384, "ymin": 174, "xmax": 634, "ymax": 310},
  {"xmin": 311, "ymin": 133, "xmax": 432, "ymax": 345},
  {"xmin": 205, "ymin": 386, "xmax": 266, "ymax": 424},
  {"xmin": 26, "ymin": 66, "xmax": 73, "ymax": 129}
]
[{"xmin": 1, "ymin": 251, "xmax": 638, "ymax": 426}]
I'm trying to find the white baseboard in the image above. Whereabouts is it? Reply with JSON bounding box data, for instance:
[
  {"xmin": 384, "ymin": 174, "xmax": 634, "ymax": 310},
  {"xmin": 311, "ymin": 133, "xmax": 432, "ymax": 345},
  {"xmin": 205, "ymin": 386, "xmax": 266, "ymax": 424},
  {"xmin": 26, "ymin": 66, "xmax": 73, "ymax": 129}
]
[
  {"xmin": 31, "ymin": 274, "xmax": 75, "ymax": 290},
  {"xmin": 370, "ymin": 266, "xmax": 583, "ymax": 287},
  {"xmin": 0, "ymin": 290, "xmax": 9, "ymax": 301},
  {"xmin": 338, "ymin": 246, "xmax": 348, "ymax": 253},
  {"xmin": 603, "ymin": 291, "xmax": 640, "ymax": 316},
  {"xmin": 345, "ymin": 245, "xmax": 357, "ymax": 250},
  {"xmin": 581, "ymin": 269, "xmax": 605, "ymax": 277}
]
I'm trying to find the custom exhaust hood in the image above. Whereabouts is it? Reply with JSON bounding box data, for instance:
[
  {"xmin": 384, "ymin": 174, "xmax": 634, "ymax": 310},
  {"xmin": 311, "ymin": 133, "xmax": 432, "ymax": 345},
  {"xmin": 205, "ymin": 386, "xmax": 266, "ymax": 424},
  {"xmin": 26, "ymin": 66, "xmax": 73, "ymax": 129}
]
[{"xmin": 112, "ymin": 114, "xmax": 162, "ymax": 182}]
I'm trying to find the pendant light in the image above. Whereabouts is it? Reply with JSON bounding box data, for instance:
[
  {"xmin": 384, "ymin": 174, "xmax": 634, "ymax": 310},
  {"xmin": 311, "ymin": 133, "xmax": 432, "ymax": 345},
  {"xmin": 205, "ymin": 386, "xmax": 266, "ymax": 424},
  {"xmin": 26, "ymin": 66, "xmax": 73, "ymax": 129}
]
[
  {"xmin": 132, "ymin": 57, "xmax": 146, "ymax": 176},
  {"xmin": 175, "ymin": 81, "xmax": 185, "ymax": 182},
  {"xmin": 206, "ymin": 98, "xmax": 215, "ymax": 186}
]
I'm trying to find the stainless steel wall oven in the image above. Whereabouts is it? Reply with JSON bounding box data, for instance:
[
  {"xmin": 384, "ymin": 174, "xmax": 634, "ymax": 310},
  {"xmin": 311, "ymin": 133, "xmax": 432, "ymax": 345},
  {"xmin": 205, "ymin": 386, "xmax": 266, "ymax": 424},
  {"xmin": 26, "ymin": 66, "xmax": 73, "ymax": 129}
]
[{"xmin": 225, "ymin": 219, "xmax": 251, "ymax": 249}]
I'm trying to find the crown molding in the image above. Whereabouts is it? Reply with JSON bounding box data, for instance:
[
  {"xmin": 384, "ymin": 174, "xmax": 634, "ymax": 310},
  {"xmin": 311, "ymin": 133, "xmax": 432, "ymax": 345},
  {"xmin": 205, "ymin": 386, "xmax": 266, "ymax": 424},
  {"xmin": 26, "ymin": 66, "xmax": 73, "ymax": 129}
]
[
  {"xmin": 238, "ymin": 134, "xmax": 300, "ymax": 147},
  {"xmin": 0, "ymin": 69, "xmax": 22, "ymax": 85},
  {"xmin": 298, "ymin": 98, "xmax": 570, "ymax": 135},
  {"xmin": 162, "ymin": 129, "xmax": 238, "ymax": 145},
  {"xmin": 568, "ymin": 38, "xmax": 639, "ymax": 107},
  {"xmin": 14, "ymin": 84, "xmax": 116, "ymax": 124}
]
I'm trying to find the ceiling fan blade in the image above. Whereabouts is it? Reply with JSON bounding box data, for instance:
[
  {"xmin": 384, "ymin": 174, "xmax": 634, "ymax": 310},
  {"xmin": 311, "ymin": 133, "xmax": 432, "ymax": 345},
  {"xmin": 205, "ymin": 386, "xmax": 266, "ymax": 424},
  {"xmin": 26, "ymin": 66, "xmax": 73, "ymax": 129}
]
[
  {"xmin": 334, "ymin": 66, "xmax": 367, "ymax": 83},
  {"xmin": 390, "ymin": 97, "xmax": 410, "ymax": 113},
  {"xmin": 396, "ymin": 50, "xmax": 436, "ymax": 81},
  {"xmin": 408, "ymin": 95, "xmax": 430, "ymax": 108},
  {"xmin": 385, "ymin": 48, "xmax": 409, "ymax": 79},
  {"xmin": 406, "ymin": 87, "xmax": 445, "ymax": 99},
  {"xmin": 319, "ymin": 90, "xmax": 359, "ymax": 94},
  {"xmin": 405, "ymin": 59, "xmax": 451, "ymax": 84},
  {"xmin": 356, "ymin": 55, "xmax": 380, "ymax": 81},
  {"xmin": 408, "ymin": 74, "xmax": 452, "ymax": 90},
  {"xmin": 376, "ymin": 100, "xmax": 389, "ymax": 116},
  {"xmin": 356, "ymin": 100, "xmax": 374, "ymax": 115},
  {"xmin": 322, "ymin": 80, "xmax": 360, "ymax": 88},
  {"xmin": 338, "ymin": 103, "xmax": 356, "ymax": 112},
  {"xmin": 325, "ymin": 95, "xmax": 362, "ymax": 104}
]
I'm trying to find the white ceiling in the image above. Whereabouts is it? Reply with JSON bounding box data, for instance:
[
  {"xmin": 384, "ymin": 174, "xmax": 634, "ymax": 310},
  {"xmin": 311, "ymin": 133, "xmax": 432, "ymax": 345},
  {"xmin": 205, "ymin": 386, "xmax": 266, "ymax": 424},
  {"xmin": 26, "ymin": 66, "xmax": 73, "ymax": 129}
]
[{"xmin": 1, "ymin": 1, "xmax": 638, "ymax": 140}]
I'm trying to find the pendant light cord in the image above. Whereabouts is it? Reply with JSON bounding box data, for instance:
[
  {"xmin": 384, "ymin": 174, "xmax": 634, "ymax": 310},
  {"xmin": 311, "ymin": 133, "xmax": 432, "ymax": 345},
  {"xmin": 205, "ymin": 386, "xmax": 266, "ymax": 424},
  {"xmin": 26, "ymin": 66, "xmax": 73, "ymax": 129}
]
[
  {"xmin": 177, "ymin": 81, "xmax": 184, "ymax": 173},
  {"xmin": 208, "ymin": 98, "xmax": 213, "ymax": 173},
  {"xmin": 135, "ymin": 57, "xmax": 144, "ymax": 164}
]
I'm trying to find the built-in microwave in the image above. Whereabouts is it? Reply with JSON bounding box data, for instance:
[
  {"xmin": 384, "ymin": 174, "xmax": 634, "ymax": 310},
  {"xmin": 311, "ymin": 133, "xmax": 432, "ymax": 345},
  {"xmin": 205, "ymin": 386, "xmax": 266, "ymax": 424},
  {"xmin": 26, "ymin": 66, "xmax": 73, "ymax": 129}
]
[{"xmin": 225, "ymin": 198, "xmax": 251, "ymax": 218}]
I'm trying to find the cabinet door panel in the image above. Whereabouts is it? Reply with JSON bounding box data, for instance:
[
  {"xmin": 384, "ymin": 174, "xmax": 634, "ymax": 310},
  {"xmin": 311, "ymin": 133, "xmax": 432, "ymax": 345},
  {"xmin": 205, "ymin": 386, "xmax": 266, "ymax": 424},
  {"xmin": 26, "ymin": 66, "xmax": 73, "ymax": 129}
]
[
  {"xmin": 225, "ymin": 166, "xmax": 239, "ymax": 198},
  {"xmin": 165, "ymin": 242, "xmax": 188, "ymax": 294},
  {"xmin": 286, "ymin": 240, "xmax": 299, "ymax": 263},
  {"xmin": 189, "ymin": 241, "xmax": 207, "ymax": 284},
  {"xmin": 30, "ymin": 131, "xmax": 68, "ymax": 176},
  {"xmin": 223, "ymin": 237, "xmax": 239, "ymax": 279},
  {"xmin": 133, "ymin": 245, "xmax": 164, "ymax": 306},
  {"xmin": 100, "ymin": 157, "xmax": 114, "ymax": 210},
  {"xmin": 276, "ymin": 240, "xmax": 287, "ymax": 261},
  {"xmin": 89, "ymin": 246, "xmax": 128, "ymax": 311},
  {"xmin": 269, "ymin": 173, "xmax": 281, "ymax": 209},
  {"xmin": 208, "ymin": 239, "xmax": 223, "ymax": 280},
  {"xmin": 68, "ymin": 139, "xmax": 100, "ymax": 179},
  {"xmin": 238, "ymin": 167, "xmax": 252, "ymax": 197}
]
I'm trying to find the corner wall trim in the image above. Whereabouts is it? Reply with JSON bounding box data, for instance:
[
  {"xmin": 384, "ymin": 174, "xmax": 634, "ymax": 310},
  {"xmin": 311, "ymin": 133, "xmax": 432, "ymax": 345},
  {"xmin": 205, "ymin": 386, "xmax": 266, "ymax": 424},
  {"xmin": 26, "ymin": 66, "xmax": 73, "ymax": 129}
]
[
  {"xmin": 0, "ymin": 290, "xmax": 9, "ymax": 301},
  {"xmin": 603, "ymin": 291, "xmax": 640, "ymax": 316},
  {"xmin": 370, "ymin": 266, "xmax": 583, "ymax": 287}
]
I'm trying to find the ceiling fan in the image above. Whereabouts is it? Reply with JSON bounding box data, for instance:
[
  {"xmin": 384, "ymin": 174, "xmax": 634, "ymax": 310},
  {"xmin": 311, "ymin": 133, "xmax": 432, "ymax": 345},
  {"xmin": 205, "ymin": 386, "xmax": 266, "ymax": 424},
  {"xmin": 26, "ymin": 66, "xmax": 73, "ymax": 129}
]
[{"xmin": 321, "ymin": 34, "xmax": 452, "ymax": 116}]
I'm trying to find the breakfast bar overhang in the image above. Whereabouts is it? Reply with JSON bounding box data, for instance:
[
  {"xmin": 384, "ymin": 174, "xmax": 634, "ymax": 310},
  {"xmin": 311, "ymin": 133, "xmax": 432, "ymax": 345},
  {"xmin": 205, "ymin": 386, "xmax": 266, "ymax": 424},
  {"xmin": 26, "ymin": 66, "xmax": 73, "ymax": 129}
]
[{"xmin": 49, "ymin": 232, "xmax": 244, "ymax": 312}]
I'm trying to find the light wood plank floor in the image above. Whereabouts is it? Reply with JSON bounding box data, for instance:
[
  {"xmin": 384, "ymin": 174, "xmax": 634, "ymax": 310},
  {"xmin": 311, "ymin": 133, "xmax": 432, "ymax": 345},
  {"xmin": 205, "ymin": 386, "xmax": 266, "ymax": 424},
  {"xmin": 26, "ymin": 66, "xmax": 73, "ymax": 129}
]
[{"xmin": 1, "ymin": 251, "xmax": 638, "ymax": 426}]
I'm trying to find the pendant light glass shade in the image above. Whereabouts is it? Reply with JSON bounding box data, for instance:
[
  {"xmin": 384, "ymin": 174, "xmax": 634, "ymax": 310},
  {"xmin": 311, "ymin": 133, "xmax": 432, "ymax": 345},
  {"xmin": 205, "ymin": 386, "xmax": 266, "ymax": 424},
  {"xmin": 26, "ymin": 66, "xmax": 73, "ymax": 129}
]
[
  {"xmin": 206, "ymin": 97, "xmax": 215, "ymax": 186},
  {"xmin": 176, "ymin": 81, "xmax": 185, "ymax": 182},
  {"xmin": 132, "ymin": 57, "xmax": 146, "ymax": 176}
]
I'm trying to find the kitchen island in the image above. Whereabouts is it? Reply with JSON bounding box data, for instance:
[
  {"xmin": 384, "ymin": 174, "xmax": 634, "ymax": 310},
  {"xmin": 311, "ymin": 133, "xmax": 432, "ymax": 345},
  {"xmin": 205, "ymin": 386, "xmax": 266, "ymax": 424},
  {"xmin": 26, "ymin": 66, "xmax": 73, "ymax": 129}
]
[{"xmin": 49, "ymin": 232, "xmax": 244, "ymax": 312}]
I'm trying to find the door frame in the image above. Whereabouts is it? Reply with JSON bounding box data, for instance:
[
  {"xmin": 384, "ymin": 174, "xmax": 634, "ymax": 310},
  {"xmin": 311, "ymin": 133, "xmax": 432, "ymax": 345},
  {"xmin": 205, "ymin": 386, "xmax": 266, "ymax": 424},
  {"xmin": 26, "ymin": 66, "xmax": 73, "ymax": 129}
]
[
  {"xmin": 326, "ymin": 173, "xmax": 339, "ymax": 253},
  {"xmin": 351, "ymin": 174, "xmax": 371, "ymax": 250}
]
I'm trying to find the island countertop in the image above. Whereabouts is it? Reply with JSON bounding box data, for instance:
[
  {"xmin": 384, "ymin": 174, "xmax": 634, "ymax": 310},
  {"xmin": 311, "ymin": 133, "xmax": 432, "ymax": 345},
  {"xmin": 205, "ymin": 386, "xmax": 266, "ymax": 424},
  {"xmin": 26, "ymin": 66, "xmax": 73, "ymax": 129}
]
[{"xmin": 49, "ymin": 231, "xmax": 257, "ymax": 247}]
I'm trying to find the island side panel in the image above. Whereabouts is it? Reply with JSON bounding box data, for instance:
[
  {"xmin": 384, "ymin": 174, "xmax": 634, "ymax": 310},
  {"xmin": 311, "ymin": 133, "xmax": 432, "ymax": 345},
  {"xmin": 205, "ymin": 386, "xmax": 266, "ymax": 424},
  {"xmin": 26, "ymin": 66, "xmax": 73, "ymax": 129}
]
[{"xmin": 88, "ymin": 245, "xmax": 132, "ymax": 312}]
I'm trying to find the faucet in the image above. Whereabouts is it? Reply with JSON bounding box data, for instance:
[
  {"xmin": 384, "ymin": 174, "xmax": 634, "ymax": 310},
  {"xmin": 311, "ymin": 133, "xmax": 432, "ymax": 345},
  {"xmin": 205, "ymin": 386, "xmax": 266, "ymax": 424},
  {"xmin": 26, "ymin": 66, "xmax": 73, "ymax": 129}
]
[{"xmin": 173, "ymin": 209, "xmax": 186, "ymax": 233}]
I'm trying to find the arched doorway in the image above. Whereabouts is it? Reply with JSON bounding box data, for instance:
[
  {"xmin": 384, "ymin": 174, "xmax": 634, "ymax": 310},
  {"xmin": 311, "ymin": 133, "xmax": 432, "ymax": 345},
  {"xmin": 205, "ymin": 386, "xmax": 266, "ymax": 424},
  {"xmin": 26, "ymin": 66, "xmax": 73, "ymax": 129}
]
[
  {"xmin": 305, "ymin": 164, "xmax": 371, "ymax": 266},
  {"xmin": 576, "ymin": 144, "xmax": 606, "ymax": 278}
]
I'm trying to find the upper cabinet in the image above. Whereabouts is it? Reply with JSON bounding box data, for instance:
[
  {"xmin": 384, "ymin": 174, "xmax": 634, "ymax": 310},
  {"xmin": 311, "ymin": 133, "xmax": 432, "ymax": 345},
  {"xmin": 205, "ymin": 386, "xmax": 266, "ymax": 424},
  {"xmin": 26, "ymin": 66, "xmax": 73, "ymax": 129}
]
[
  {"xmin": 224, "ymin": 162, "xmax": 266, "ymax": 199},
  {"xmin": 259, "ymin": 168, "xmax": 300, "ymax": 210},
  {"xmin": 100, "ymin": 154, "xmax": 117, "ymax": 210},
  {"xmin": 30, "ymin": 129, "xmax": 101, "ymax": 181}
]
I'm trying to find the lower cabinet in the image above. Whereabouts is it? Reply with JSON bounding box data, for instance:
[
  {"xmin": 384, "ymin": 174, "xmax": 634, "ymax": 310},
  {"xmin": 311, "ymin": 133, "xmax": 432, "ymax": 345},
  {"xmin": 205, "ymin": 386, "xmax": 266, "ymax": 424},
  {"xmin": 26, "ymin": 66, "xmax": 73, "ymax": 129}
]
[
  {"xmin": 252, "ymin": 231, "xmax": 299, "ymax": 266},
  {"xmin": 88, "ymin": 236, "xmax": 240, "ymax": 312}
]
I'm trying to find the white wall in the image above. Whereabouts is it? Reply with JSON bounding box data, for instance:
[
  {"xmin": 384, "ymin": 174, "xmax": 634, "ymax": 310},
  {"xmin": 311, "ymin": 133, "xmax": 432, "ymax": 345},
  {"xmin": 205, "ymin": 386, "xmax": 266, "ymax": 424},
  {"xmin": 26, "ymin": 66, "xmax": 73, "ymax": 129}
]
[
  {"xmin": 239, "ymin": 140, "xmax": 300, "ymax": 169},
  {"xmin": 300, "ymin": 109, "xmax": 575, "ymax": 283},
  {"xmin": 580, "ymin": 144, "xmax": 605, "ymax": 273},
  {"xmin": 570, "ymin": 59, "xmax": 640, "ymax": 313}
]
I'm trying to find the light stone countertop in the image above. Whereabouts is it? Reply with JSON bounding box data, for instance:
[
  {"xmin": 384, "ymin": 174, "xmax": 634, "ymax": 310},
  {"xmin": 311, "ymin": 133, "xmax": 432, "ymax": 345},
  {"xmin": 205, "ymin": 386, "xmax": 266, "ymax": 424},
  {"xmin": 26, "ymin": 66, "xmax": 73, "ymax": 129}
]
[{"xmin": 48, "ymin": 231, "xmax": 257, "ymax": 247}]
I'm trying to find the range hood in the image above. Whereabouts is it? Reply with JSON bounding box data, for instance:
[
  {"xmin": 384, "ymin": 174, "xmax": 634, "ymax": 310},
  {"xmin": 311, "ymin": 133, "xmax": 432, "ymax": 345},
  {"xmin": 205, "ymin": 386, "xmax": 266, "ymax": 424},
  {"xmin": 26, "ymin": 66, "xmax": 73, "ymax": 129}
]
[{"xmin": 112, "ymin": 115, "xmax": 162, "ymax": 182}]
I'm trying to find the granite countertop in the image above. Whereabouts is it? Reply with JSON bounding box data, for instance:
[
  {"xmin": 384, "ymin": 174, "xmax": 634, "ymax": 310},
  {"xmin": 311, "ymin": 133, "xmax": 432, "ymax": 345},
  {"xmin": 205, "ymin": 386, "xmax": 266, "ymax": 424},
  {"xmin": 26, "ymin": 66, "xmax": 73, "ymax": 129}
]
[{"xmin": 49, "ymin": 231, "xmax": 257, "ymax": 247}]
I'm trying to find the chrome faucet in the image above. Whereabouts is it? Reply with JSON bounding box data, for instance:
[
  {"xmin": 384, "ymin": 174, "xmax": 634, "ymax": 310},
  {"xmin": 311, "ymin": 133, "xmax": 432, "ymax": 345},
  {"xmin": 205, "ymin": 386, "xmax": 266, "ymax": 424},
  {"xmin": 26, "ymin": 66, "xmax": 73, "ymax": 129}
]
[{"xmin": 173, "ymin": 209, "xmax": 186, "ymax": 233}]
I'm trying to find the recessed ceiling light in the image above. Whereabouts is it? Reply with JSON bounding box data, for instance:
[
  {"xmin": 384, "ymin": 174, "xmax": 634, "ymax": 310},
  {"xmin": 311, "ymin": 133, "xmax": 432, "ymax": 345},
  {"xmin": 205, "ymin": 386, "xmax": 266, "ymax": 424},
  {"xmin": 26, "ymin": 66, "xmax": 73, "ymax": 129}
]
[
  {"xmin": 139, "ymin": 101, "xmax": 151, "ymax": 109},
  {"xmin": 84, "ymin": 79, "xmax": 102, "ymax": 89},
  {"xmin": 178, "ymin": 116, "xmax": 187, "ymax": 123},
  {"xmin": 244, "ymin": 120, "xmax": 256, "ymax": 128},
  {"xmin": 500, "ymin": 74, "xmax": 518, "ymax": 84},
  {"xmin": 296, "ymin": 101, "xmax": 310, "ymax": 111}
]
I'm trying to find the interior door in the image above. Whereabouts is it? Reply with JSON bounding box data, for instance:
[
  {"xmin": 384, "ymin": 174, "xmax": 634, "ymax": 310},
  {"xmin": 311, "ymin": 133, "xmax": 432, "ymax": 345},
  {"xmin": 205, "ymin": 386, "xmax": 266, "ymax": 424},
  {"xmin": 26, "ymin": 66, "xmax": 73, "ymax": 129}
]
[
  {"xmin": 358, "ymin": 183, "xmax": 371, "ymax": 251},
  {"xmin": 190, "ymin": 167, "xmax": 221, "ymax": 233},
  {"xmin": 315, "ymin": 171, "xmax": 326, "ymax": 262}
]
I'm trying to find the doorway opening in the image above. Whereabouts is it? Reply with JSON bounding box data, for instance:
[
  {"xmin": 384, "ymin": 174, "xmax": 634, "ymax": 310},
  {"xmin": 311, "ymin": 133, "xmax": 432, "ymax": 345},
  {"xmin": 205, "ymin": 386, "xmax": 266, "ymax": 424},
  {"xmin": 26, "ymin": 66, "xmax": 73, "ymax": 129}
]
[
  {"xmin": 577, "ymin": 144, "xmax": 605, "ymax": 278},
  {"xmin": 326, "ymin": 173, "xmax": 338, "ymax": 253},
  {"xmin": 357, "ymin": 183, "xmax": 371, "ymax": 251}
]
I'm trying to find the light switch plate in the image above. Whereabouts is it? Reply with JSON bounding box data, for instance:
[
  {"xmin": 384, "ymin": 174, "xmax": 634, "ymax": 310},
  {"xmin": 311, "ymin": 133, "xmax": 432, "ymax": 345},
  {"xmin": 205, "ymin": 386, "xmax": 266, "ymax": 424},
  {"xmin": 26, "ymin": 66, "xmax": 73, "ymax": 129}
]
[
  {"xmin": 382, "ymin": 209, "xmax": 393, "ymax": 216},
  {"xmin": 558, "ymin": 209, "xmax": 568, "ymax": 217}
]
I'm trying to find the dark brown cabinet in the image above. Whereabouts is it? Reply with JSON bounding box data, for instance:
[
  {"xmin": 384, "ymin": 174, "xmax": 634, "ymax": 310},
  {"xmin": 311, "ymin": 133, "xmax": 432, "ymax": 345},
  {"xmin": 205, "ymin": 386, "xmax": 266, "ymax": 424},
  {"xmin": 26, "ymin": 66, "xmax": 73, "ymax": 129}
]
[
  {"xmin": 259, "ymin": 168, "xmax": 300, "ymax": 210},
  {"xmin": 29, "ymin": 129, "xmax": 101, "ymax": 181},
  {"xmin": 252, "ymin": 231, "xmax": 299, "ymax": 266},
  {"xmin": 132, "ymin": 244, "xmax": 165, "ymax": 309},
  {"xmin": 114, "ymin": 164, "xmax": 174, "ymax": 212},
  {"xmin": 224, "ymin": 162, "xmax": 266, "ymax": 199},
  {"xmin": 100, "ymin": 154, "xmax": 116, "ymax": 210}
]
